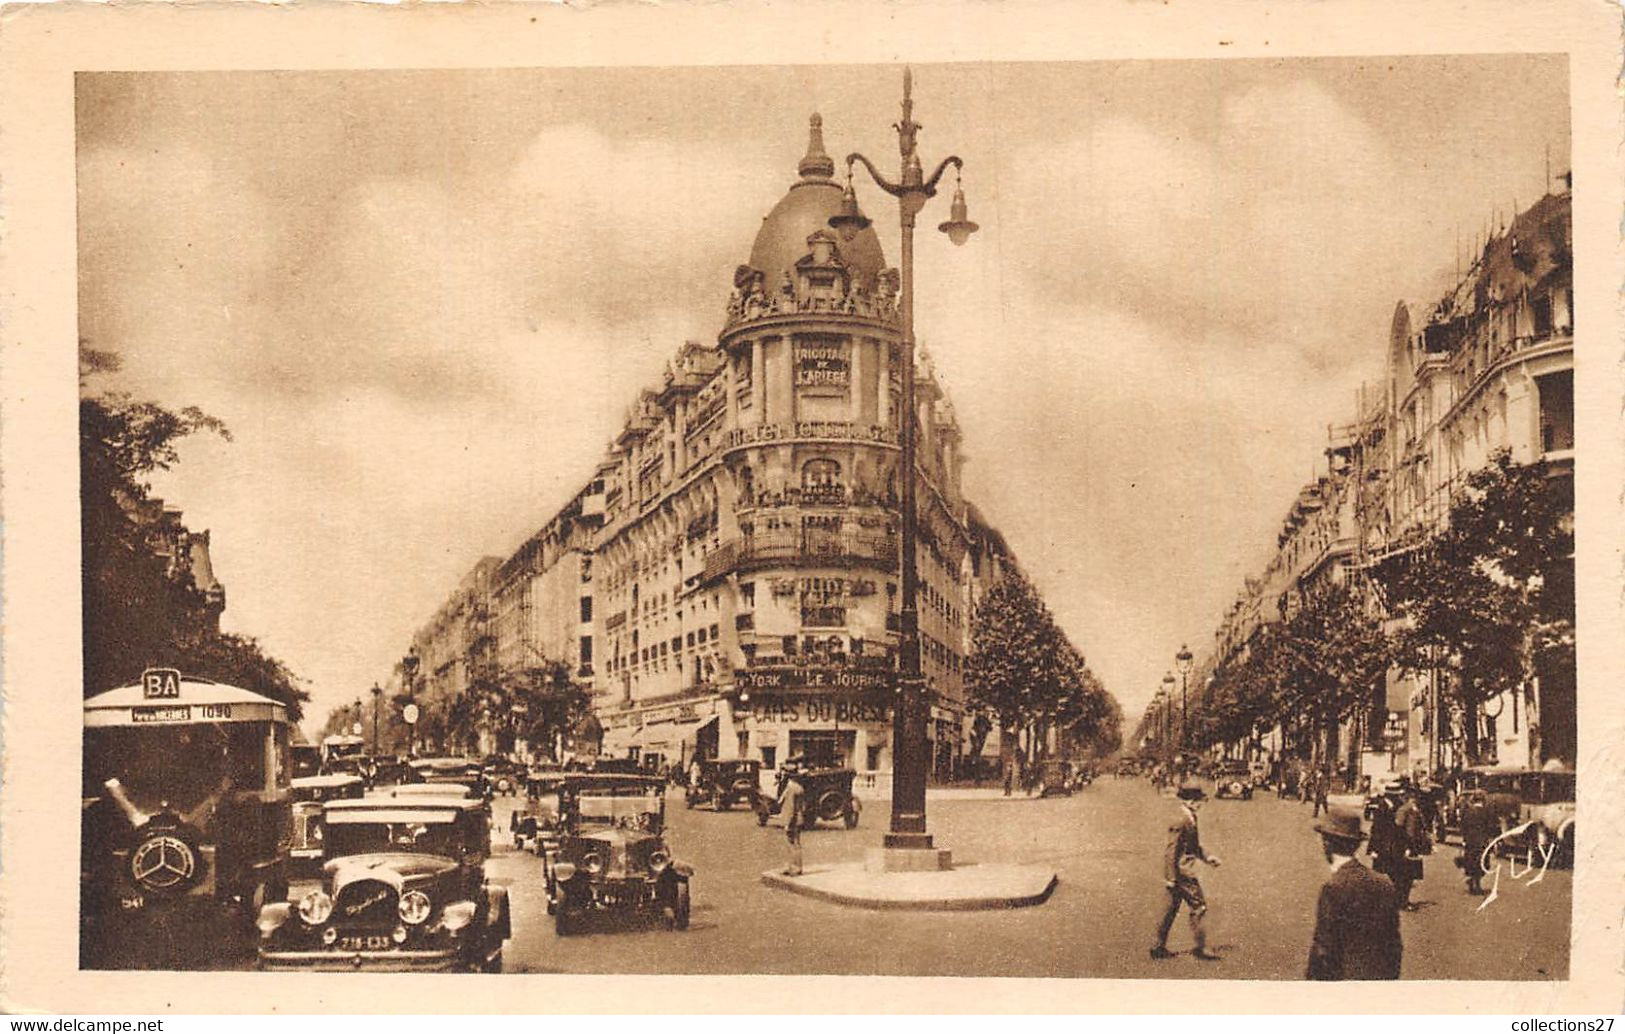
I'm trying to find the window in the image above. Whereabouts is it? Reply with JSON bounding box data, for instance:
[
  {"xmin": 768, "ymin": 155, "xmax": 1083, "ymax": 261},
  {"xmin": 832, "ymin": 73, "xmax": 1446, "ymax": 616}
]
[
  {"xmin": 741, "ymin": 581, "xmax": 755, "ymax": 607},
  {"xmin": 1532, "ymin": 295, "xmax": 1554, "ymax": 338},
  {"xmin": 867, "ymin": 745, "xmax": 883, "ymax": 771},
  {"xmin": 709, "ymin": 623, "xmax": 719, "ymax": 640},
  {"xmin": 580, "ymin": 596, "xmax": 593, "ymax": 623},
  {"xmin": 760, "ymin": 746, "xmax": 777, "ymax": 770},
  {"xmin": 686, "ymin": 631, "xmax": 696, "ymax": 648},
  {"xmin": 801, "ymin": 458, "xmax": 845, "ymax": 504},
  {"xmin": 1538, "ymin": 370, "xmax": 1574, "ymax": 453},
  {"xmin": 579, "ymin": 636, "xmax": 593, "ymax": 664},
  {"xmin": 671, "ymin": 636, "xmax": 682, "ymax": 653}
]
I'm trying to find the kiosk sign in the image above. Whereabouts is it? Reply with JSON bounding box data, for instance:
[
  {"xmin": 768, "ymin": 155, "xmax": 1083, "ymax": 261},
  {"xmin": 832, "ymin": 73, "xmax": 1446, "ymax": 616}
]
[{"xmin": 141, "ymin": 667, "xmax": 182, "ymax": 699}]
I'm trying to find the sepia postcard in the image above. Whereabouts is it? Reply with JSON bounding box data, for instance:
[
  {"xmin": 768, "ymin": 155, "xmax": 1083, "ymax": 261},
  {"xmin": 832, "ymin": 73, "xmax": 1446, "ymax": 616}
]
[{"xmin": 1, "ymin": 0, "xmax": 1622, "ymax": 1016}]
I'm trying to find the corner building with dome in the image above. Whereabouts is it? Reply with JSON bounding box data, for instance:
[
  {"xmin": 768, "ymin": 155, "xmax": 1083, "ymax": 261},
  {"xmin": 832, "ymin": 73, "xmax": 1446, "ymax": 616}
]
[{"xmin": 406, "ymin": 116, "xmax": 1020, "ymax": 789}]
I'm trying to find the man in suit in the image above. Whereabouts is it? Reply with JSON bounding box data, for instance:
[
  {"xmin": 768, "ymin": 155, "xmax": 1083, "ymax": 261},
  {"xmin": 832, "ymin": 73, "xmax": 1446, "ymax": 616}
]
[
  {"xmin": 1391, "ymin": 781, "xmax": 1427, "ymax": 910},
  {"xmin": 1307, "ymin": 805, "xmax": 1403, "ymax": 980},
  {"xmin": 1151, "ymin": 782, "xmax": 1223, "ymax": 961}
]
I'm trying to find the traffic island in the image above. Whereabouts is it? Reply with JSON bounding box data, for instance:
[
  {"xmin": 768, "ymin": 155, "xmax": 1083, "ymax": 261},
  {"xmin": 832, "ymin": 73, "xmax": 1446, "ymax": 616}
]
[{"xmin": 760, "ymin": 861, "xmax": 1058, "ymax": 911}]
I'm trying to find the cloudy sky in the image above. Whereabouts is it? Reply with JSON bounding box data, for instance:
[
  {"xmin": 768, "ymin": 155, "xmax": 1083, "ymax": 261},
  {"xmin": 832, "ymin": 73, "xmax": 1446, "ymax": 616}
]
[{"xmin": 77, "ymin": 57, "xmax": 1568, "ymax": 733}]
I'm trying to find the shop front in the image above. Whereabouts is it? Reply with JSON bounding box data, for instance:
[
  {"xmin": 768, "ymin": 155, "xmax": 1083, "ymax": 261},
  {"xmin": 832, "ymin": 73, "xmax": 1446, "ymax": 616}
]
[{"xmin": 731, "ymin": 665, "xmax": 892, "ymax": 779}]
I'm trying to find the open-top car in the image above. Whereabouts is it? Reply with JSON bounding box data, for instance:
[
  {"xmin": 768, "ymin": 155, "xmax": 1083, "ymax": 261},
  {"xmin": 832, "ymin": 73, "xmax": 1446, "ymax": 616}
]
[
  {"xmin": 256, "ymin": 795, "xmax": 509, "ymax": 972},
  {"xmin": 685, "ymin": 758, "xmax": 762, "ymax": 811},
  {"xmin": 755, "ymin": 767, "xmax": 860, "ymax": 829},
  {"xmin": 511, "ymin": 766, "xmax": 569, "ymax": 855},
  {"xmin": 544, "ymin": 774, "xmax": 692, "ymax": 935},
  {"xmin": 1213, "ymin": 760, "xmax": 1255, "ymax": 800},
  {"xmin": 289, "ymin": 773, "xmax": 366, "ymax": 877}
]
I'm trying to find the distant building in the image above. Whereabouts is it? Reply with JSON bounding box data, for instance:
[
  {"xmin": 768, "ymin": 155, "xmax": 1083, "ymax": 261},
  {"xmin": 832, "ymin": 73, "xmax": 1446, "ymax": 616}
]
[{"xmin": 122, "ymin": 493, "xmax": 227, "ymax": 629}]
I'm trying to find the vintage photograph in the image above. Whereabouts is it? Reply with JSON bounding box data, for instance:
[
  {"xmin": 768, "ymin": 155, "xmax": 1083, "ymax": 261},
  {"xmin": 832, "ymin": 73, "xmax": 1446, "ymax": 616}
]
[{"xmin": 74, "ymin": 56, "xmax": 1574, "ymax": 980}]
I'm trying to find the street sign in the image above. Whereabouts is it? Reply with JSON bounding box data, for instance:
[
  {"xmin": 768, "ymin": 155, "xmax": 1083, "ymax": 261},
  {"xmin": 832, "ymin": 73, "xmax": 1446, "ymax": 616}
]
[
  {"xmin": 403, "ymin": 703, "xmax": 419, "ymax": 725},
  {"xmin": 140, "ymin": 668, "xmax": 182, "ymax": 699}
]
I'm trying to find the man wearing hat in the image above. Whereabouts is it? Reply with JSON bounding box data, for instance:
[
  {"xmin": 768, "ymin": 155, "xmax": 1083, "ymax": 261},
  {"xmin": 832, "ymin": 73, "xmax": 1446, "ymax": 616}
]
[
  {"xmin": 1151, "ymin": 781, "xmax": 1222, "ymax": 961},
  {"xmin": 776, "ymin": 758, "xmax": 807, "ymax": 877},
  {"xmin": 1307, "ymin": 805, "xmax": 1403, "ymax": 980}
]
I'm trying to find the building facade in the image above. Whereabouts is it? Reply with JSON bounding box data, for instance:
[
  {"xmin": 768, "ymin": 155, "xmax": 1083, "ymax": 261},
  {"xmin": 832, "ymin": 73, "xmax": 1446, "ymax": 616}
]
[
  {"xmin": 399, "ymin": 116, "xmax": 1019, "ymax": 786},
  {"xmin": 1174, "ymin": 181, "xmax": 1575, "ymax": 780}
]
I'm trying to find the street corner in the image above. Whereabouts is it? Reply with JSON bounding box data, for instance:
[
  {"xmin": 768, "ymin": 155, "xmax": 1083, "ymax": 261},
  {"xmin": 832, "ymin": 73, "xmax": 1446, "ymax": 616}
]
[{"xmin": 759, "ymin": 861, "xmax": 1059, "ymax": 911}]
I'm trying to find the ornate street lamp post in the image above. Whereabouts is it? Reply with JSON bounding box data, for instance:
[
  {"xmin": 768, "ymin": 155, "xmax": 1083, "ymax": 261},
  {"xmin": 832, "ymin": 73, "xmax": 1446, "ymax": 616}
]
[
  {"xmin": 831, "ymin": 67, "xmax": 977, "ymax": 852},
  {"xmin": 1161, "ymin": 673, "xmax": 1176, "ymax": 765},
  {"xmin": 1175, "ymin": 643, "xmax": 1194, "ymax": 750},
  {"xmin": 370, "ymin": 683, "xmax": 384, "ymax": 754}
]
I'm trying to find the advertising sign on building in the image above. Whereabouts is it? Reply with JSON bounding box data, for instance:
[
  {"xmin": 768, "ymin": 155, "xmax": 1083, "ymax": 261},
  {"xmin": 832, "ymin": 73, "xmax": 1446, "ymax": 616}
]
[{"xmin": 795, "ymin": 342, "xmax": 849, "ymax": 387}]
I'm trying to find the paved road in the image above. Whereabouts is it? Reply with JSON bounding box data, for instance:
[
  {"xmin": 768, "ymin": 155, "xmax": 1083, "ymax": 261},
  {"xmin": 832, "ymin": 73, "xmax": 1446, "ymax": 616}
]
[{"xmin": 487, "ymin": 777, "xmax": 1570, "ymax": 980}]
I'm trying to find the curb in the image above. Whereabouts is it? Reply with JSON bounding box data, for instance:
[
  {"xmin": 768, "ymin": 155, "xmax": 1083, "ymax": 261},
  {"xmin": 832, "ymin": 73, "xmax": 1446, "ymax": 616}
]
[{"xmin": 759, "ymin": 868, "xmax": 1059, "ymax": 912}]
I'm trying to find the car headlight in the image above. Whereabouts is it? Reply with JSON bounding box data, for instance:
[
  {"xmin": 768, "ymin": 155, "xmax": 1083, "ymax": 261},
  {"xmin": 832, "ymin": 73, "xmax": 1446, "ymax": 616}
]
[
  {"xmin": 255, "ymin": 902, "xmax": 291, "ymax": 935},
  {"xmin": 581, "ymin": 852, "xmax": 604, "ymax": 875},
  {"xmin": 648, "ymin": 849, "xmax": 670, "ymax": 872},
  {"xmin": 440, "ymin": 900, "xmax": 476, "ymax": 932},
  {"xmin": 553, "ymin": 861, "xmax": 577, "ymax": 881},
  {"xmin": 399, "ymin": 890, "xmax": 432, "ymax": 925},
  {"xmin": 297, "ymin": 890, "xmax": 333, "ymax": 925}
]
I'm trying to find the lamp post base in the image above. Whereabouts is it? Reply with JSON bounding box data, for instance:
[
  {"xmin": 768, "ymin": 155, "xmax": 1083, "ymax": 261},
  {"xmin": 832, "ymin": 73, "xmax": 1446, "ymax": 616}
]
[{"xmin": 866, "ymin": 845, "xmax": 953, "ymax": 873}]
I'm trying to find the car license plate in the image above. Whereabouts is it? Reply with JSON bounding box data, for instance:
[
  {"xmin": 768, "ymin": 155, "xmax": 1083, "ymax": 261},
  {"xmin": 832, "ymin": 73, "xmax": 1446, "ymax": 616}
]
[
  {"xmin": 338, "ymin": 935, "xmax": 392, "ymax": 951},
  {"xmin": 119, "ymin": 895, "xmax": 145, "ymax": 911}
]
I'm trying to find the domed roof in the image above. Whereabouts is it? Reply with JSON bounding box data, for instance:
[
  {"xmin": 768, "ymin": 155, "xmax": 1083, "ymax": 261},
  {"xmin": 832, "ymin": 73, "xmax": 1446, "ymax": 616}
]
[{"xmin": 748, "ymin": 115, "xmax": 887, "ymax": 290}]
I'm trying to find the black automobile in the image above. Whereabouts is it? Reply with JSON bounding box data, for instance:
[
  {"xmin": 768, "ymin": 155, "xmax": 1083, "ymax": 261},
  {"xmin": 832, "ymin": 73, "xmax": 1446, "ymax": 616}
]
[
  {"xmin": 483, "ymin": 757, "xmax": 522, "ymax": 798},
  {"xmin": 511, "ymin": 765, "xmax": 568, "ymax": 855},
  {"xmin": 288, "ymin": 773, "xmax": 366, "ymax": 878},
  {"xmin": 755, "ymin": 767, "xmax": 860, "ymax": 829},
  {"xmin": 685, "ymin": 758, "xmax": 762, "ymax": 811},
  {"xmin": 545, "ymin": 774, "xmax": 693, "ymax": 935},
  {"xmin": 255, "ymin": 794, "xmax": 510, "ymax": 972},
  {"xmin": 410, "ymin": 757, "xmax": 492, "ymax": 800},
  {"xmin": 1212, "ymin": 760, "xmax": 1255, "ymax": 800},
  {"xmin": 1033, "ymin": 759, "xmax": 1076, "ymax": 797}
]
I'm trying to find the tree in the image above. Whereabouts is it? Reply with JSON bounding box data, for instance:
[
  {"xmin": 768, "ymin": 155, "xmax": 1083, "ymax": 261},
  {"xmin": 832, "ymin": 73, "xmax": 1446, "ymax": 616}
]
[
  {"xmin": 964, "ymin": 572, "xmax": 1053, "ymax": 770},
  {"xmin": 1375, "ymin": 449, "xmax": 1574, "ymax": 762},
  {"xmin": 80, "ymin": 346, "xmax": 307, "ymax": 720}
]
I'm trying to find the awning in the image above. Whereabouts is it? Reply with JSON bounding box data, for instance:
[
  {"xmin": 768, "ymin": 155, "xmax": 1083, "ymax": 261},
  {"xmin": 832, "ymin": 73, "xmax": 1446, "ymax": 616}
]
[{"xmin": 630, "ymin": 713, "xmax": 718, "ymax": 752}]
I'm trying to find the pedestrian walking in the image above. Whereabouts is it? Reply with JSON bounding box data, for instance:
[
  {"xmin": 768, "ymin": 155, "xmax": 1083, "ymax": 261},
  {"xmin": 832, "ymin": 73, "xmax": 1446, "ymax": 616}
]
[
  {"xmin": 1457, "ymin": 791, "xmax": 1496, "ymax": 895},
  {"xmin": 1368, "ymin": 787, "xmax": 1408, "ymax": 905},
  {"xmin": 777, "ymin": 759, "xmax": 807, "ymax": 876},
  {"xmin": 1312, "ymin": 768, "xmax": 1331, "ymax": 817},
  {"xmin": 1150, "ymin": 782, "xmax": 1222, "ymax": 962},
  {"xmin": 1392, "ymin": 780, "xmax": 1427, "ymax": 910},
  {"xmin": 1306, "ymin": 805, "xmax": 1403, "ymax": 980}
]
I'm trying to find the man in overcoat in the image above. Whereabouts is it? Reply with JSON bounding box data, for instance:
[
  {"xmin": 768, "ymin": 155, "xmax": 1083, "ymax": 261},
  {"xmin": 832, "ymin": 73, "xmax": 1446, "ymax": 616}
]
[
  {"xmin": 1151, "ymin": 782, "xmax": 1222, "ymax": 961},
  {"xmin": 1307, "ymin": 806, "xmax": 1404, "ymax": 980}
]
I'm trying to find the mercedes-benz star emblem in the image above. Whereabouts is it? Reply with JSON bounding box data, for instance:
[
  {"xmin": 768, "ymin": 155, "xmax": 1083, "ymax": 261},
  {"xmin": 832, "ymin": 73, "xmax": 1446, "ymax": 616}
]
[{"xmin": 130, "ymin": 834, "xmax": 196, "ymax": 891}]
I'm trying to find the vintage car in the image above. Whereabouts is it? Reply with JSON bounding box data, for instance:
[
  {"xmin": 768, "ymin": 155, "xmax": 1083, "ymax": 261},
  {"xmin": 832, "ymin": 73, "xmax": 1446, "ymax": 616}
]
[
  {"xmin": 755, "ymin": 767, "xmax": 860, "ymax": 829},
  {"xmin": 410, "ymin": 757, "xmax": 491, "ymax": 799},
  {"xmin": 256, "ymin": 795, "xmax": 509, "ymax": 971},
  {"xmin": 685, "ymin": 758, "xmax": 763, "ymax": 811},
  {"xmin": 1212, "ymin": 760, "xmax": 1255, "ymax": 800},
  {"xmin": 289, "ymin": 773, "xmax": 367, "ymax": 877},
  {"xmin": 511, "ymin": 766, "xmax": 569, "ymax": 855},
  {"xmin": 1034, "ymin": 759, "xmax": 1076, "ymax": 797},
  {"xmin": 1441, "ymin": 767, "xmax": 1522, "ymax": 842},
  {"xmin": 81, "ymin": 671, "xmax": 293, "ymax": 967},
  {"xmin": 292, "ymin": 743, "xmax": 325, "ymax": 780},
  {"xmin": 483, "ymin": 757, "xmax": 522, "ymax": 797},
  {"xmin": 544, "ymin": 774, "xmax": 692, "ymax": 935},
  {"xmin": 1444, "ymin": 767, "xmax": 1575, "ymax": 865}
]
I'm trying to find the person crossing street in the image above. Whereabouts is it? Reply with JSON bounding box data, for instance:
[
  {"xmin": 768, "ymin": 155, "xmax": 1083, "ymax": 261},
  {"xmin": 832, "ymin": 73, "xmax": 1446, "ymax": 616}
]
[
  {"xmin": 777, "ymin": 759, "xmax": 807, "ymax": 877},
  {"xmin": 1151, "ymin": 782, "xmax": 1223, "ymax": 962}
]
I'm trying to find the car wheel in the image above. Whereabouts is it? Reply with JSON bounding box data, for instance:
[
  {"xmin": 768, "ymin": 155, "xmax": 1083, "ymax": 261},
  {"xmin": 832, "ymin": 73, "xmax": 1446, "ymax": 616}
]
[{"xmin": 717, "ymin": 798, "xmax": 730, "ymax": 812}]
